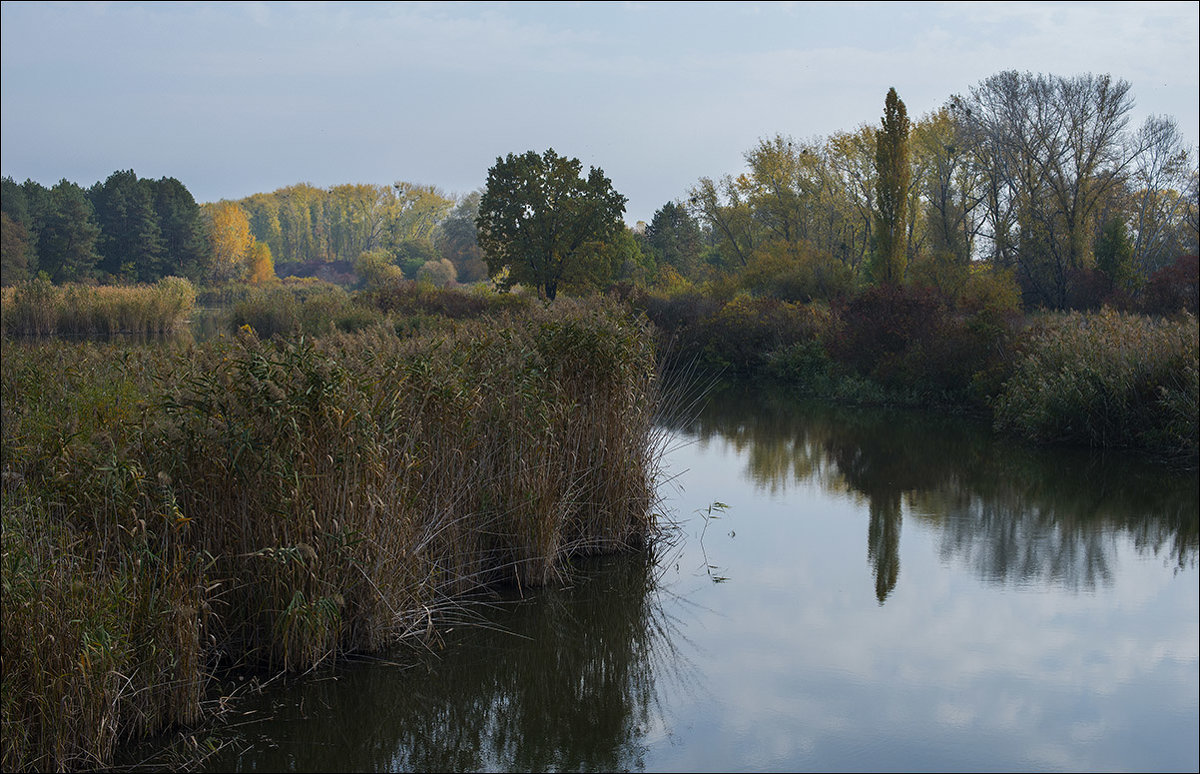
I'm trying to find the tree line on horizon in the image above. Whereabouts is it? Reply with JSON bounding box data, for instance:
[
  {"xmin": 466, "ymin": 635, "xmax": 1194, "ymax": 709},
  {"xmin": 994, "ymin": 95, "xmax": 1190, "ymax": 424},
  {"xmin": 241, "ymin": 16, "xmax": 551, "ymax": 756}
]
[
  {"xmin": 0, "ymin": 173, "xmax": 490, "ymax": 288},
  {"xmin": 671, "ymin": 71, "xmax": 1197, "ymax": 310},
  {"xmin": 2, "ymin": 69, "xmax": 1197, "ymax": 311}
]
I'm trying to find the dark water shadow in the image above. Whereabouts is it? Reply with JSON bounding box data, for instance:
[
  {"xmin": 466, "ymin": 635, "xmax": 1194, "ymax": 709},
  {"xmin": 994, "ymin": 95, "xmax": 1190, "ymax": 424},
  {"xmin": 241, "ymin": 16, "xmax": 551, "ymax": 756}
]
[{"xmin": 182, "ymin": 552, "xmax": 687, "ymax": 773}]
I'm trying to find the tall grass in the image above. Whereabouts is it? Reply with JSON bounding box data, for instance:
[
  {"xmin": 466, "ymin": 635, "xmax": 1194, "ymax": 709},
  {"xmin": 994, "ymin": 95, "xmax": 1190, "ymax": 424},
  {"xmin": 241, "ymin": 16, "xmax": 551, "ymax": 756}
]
[
  {"xmin": 0, "ymin": 277, "xmax": 196, "ymax": 338},
  {"xmin": 1, "ymin": 298, "xmax": 662, "ymax": 771},
  {"xmin": 994, "ymin": 309, "xmax": 1198, "ymax": 458}
]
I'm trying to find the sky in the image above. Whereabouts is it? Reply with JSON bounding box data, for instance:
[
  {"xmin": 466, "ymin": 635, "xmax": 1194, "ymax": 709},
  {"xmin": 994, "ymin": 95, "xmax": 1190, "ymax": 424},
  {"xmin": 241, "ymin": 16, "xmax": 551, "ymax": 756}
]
[{"xmin": 2, "ymin": 1, "xmax": 1198, "ymax": 225}]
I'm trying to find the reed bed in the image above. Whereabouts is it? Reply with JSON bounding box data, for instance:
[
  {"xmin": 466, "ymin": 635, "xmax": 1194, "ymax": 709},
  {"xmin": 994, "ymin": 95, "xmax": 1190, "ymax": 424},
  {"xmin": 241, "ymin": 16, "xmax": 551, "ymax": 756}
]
[
  {"xmin": 1, "ymin": 298, "xmax": 661, "ymax": 772},
  {"xmin": 0, "ymin": 277, "xmax": 196, "ymax": 338},
  {"xmin": 994, "ymin": 308, "xmax": 1198, "ymax": 458}
]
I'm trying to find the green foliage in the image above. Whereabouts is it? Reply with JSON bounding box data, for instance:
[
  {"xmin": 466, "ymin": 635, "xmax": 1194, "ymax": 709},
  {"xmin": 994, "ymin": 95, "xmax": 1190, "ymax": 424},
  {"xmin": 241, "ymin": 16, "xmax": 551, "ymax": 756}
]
[
  {"xmin": 477, "ymin": 148, "xmax": 627, "ymax": 300},
  {"xmin": 1, "ymin": 211, "xmax": 35, "ymax": 285},
  {"xmin": 31, "ymin": 180, "xmax": 102, "ymax": 283},
  {"xmin": 765, "ymin": 339, "xmax": 834, "ymax": 393},
  {"xmin": 228, "ymin": 283, "xmax": 382, "ymax": 338},
  {"xmin": 740, "ymin": 241, "xmax": 856, "ymax": 302},
  {"xmin": 238, "ymin": 182, "xmax": 453, "ymax": 268},
  {"xmin": 434, "ymin": 192, "xmax": 488, "ymax": 283},
  {"xmin": 89, "ymin": 170, "xmax": 166, "ymax": 282},
  {"xmin": 394, "ymin": 239, "xmax": 439, "ymax": 279},
  {"xmin": 829, "ymin": 283, "xmax": 1012, "ymax": 404},
  {"xmin": 698, "ymin": 296, "xmax": 831, "ymax": 375},
  {"xmin": 644, "ymin": 201, "xmax": 703, "ymax": 278},
  {"xmin": 354, "ymin": 249, "xmax": 405, "ymax": 288},
  {"xmin": 1095, "ymin": 217, "xmax": 1136, "ymax": 292},
  {"xmin": 994, "ymin": 309, "xmax": 1199, "ymax": 457},
  {"xmin": 871, "ymin": 88, "xmax": 910, "ymax": 284},
  {"xmin": 5, "ymin": 173, "xmax": 207, "ymax": 286}
]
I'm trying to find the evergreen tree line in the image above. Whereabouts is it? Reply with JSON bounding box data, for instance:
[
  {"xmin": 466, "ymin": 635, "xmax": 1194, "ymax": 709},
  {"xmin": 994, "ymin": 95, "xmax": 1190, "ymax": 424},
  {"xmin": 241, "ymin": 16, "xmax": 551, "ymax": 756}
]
[{"xmin": 2, "ymin": 171, "xmax": 207, "ymax": 285}]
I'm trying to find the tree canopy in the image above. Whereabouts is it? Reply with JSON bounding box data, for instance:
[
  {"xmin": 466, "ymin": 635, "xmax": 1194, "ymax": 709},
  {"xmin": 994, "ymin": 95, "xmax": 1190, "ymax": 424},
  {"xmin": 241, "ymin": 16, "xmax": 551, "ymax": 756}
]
[{"xmin": 476, "ymin": 148, "xmax": 627, "ymax": 300}]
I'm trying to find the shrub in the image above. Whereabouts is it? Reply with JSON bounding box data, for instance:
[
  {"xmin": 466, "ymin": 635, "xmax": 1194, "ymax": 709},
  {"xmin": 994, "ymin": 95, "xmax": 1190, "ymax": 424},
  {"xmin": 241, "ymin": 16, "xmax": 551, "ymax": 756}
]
[
  {"xmin": 740, "ymin": 241, "xmax": 856, "ymax": 302},
  {"xmin": 994, "ymin": 308, "xmax": 1198, "ymax": 457},
  {"xmin": 828, "ymin": 282, "xmax": 1017, "ymax": 404},
  {"xmin": 698, "ymin": 295, "xmax": 830, "ymax": 375},
  {"xmin": 1141, "ymin": 255, "xmax": 1199, "ymax": 316}
]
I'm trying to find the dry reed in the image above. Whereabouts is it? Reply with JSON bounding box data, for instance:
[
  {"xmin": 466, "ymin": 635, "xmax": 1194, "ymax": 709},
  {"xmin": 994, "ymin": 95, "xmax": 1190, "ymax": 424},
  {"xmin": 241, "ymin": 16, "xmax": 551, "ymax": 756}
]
[{"xmin": 1, "ymin": 297, "xmax": 661, "ymax": 772}]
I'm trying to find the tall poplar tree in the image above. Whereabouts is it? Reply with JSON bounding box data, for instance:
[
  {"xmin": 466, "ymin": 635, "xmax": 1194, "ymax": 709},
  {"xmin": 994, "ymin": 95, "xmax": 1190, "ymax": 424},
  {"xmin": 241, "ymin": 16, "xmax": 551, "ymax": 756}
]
[{"xmin": 872, "ymin": 87, "xmax": 910, "ymax": 284}]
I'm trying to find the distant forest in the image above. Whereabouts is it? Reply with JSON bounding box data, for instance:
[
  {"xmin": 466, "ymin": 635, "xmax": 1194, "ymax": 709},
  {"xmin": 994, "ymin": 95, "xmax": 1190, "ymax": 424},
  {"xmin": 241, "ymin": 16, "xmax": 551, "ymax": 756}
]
[
  {"xmin": 2, "ymin": 71, "xmax": 1197, "ymax": 310},
  {"xmin": 0, "ymin": 174, "xmax": 488, "ymax": 288}
]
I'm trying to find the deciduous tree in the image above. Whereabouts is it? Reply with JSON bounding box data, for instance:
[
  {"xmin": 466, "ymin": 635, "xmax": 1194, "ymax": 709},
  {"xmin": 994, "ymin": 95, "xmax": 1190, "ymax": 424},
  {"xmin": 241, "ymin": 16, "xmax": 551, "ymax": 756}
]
[
  {"xmin": 872, "ymin": 87, "xmax": 910, "ymax": 284},
  {"xmin": 477, "ymin": 148, "xmax": 626, "ymax": 300},
  {"xmin": 205, "ymin": 201, "xmax": 255, "ymax": 283}
]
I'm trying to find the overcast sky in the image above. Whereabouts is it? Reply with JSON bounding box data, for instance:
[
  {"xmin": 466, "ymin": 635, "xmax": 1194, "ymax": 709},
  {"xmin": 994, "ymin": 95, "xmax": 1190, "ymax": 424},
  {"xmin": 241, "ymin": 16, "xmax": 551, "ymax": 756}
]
[{"xmin": 2, "ymin": 1, "xmax": 1197, "ymax": 224}]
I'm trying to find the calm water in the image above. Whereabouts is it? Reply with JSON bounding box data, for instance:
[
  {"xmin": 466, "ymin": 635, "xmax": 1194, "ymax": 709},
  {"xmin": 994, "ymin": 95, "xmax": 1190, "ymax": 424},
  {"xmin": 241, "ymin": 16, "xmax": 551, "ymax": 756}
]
[{"xmin": 196, "ymin": 386, "xmax": 1199, "ymax": 772}]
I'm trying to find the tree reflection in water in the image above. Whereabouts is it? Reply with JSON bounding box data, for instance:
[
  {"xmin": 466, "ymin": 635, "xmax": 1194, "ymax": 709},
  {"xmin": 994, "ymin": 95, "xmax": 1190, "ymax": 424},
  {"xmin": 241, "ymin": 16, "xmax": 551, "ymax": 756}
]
[
  {"xmin": 201, "ymin": 551, "xmax": 689, "ymax": 772},
  {"xmin": 675, "ymin": 383, "xmax": 1198, "ymax": 599}
]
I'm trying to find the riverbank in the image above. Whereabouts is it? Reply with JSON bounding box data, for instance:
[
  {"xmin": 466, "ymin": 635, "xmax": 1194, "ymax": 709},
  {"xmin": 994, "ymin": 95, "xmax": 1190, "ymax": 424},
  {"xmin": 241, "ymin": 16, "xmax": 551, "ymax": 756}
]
[
  {"xmin": 0, "ymin": 297, "xmax": 662, "ymax": 772},
  {"xmin": 628, "ymin": 282, "xmax": 1198, "ymax": 462}
]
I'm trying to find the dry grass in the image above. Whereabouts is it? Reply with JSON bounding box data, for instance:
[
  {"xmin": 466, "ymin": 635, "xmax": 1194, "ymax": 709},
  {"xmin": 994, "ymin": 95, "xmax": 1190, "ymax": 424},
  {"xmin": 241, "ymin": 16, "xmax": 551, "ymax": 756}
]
[
  {"xmin": 1, "ymin": 297, "xmax": 662, "ymax": 771},
  {"xmin": 0, "ymin": 277, "xmax": 196, "ymax": 339},
  {"xmin": 994, "ymin": 308, "xmax": 1198, "ymax": 457}
]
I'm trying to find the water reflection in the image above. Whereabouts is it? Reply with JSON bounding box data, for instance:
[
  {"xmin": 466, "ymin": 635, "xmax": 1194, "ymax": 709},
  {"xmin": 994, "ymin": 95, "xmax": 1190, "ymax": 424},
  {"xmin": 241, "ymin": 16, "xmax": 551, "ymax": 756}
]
[
  {"xmin": 675, "ymin": 384, "xmax": 1198, "ymax": 597},
  {"xmin": 202, "ymin": 553, "xmax": 680, "ymax": 772}
]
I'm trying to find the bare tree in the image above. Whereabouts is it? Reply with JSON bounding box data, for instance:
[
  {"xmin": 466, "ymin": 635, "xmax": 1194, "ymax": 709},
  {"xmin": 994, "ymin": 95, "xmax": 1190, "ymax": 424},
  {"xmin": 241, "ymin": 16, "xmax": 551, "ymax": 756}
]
[
  {"xmin": 958, "ymin": 71, "xmax": 1139, "ymax": 306},
  {"xmin": 1128, "ymin": 116, "xmax": 1195, "ymax": 274}
]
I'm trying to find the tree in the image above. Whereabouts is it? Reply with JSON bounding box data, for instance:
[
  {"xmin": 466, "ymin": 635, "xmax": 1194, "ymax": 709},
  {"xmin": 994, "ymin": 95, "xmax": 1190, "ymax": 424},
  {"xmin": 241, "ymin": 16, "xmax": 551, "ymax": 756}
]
[
  {"xmin": 824, "ymin": 127, "xmax": 878, "ymax": 274},
  {"xmin": 205, "ymin": 201, "xmax": 255, "ymax": 282},
  {"xmin": 435, "ymin": 192, "xmax": 488, "ymax": 283},
  {"xmin": 742, "ymin": 134, "xmax": 806, "ymax": 246},
  {"xmin": 958, "ymin": 71, "xmax": 1138, "ymax": 306},
  {"xmin": 912, "ymin": 107, "xmax": 984, "ymax": 265},
  {"xmin": 415, "ymin": 258, "xmax": 457, "ymax": 287},
  {"xmin": 394, "ymin": 238, "xmax": 439, "ymax": 279},
  {"xmin": 644, "ymin": 201, "xmax": 703, "ymax": 278},
  {"xmin": 150, "ymin": 176, "xmax": 207, "ymax": 281},
  {"xmin": 1, "ymin": 211, "xmax": 34, "ymax": 284},
  {"xmin": 392, "ymin": 182, "xmax": 454, "ymax": 245},
  {"xmin": 89, "ymin": 170, "xmax": 164, "ymax": 282},
  {"xmin": 872, "ymin": 87, "xmax": 910, "ymax": 284},
  {"xmin": 1095, "ymin": 216, "xmax": 1135, "ymax": 292},
  {"xmin": 1127, "ymin": 115, "xmax": 1195, "ymax": 275},
  {"xmin": 477, "ymin": 148, "xmax": 627, "ymax": 300},
  {"xmin": 327, "ymin": 183, "xmax": 395, "ymax": 259},
  {"xmin": 246, "ymin": 241, "xmax": 276, "ymax": 284},
  {"xmin": 2, "ymin": 177, "xmax": 38, "ymax": 279},
  {"xmin": 35, "ymin": 180, "xmax": 101, "ymax": 282},
  {"xmin": 687, "ymin": 175, "xmax": 756, "ymax": 268}
]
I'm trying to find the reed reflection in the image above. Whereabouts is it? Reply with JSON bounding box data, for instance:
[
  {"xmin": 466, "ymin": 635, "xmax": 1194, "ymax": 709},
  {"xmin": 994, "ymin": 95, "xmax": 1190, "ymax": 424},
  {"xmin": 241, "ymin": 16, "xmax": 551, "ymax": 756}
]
[
  {"xmin": 678, "ymin": 384, "xmax": 1198, "ymax": 599},
  {"xmin": 203, "ymin": 552, "xmax": 682, "ymax": 773}
]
